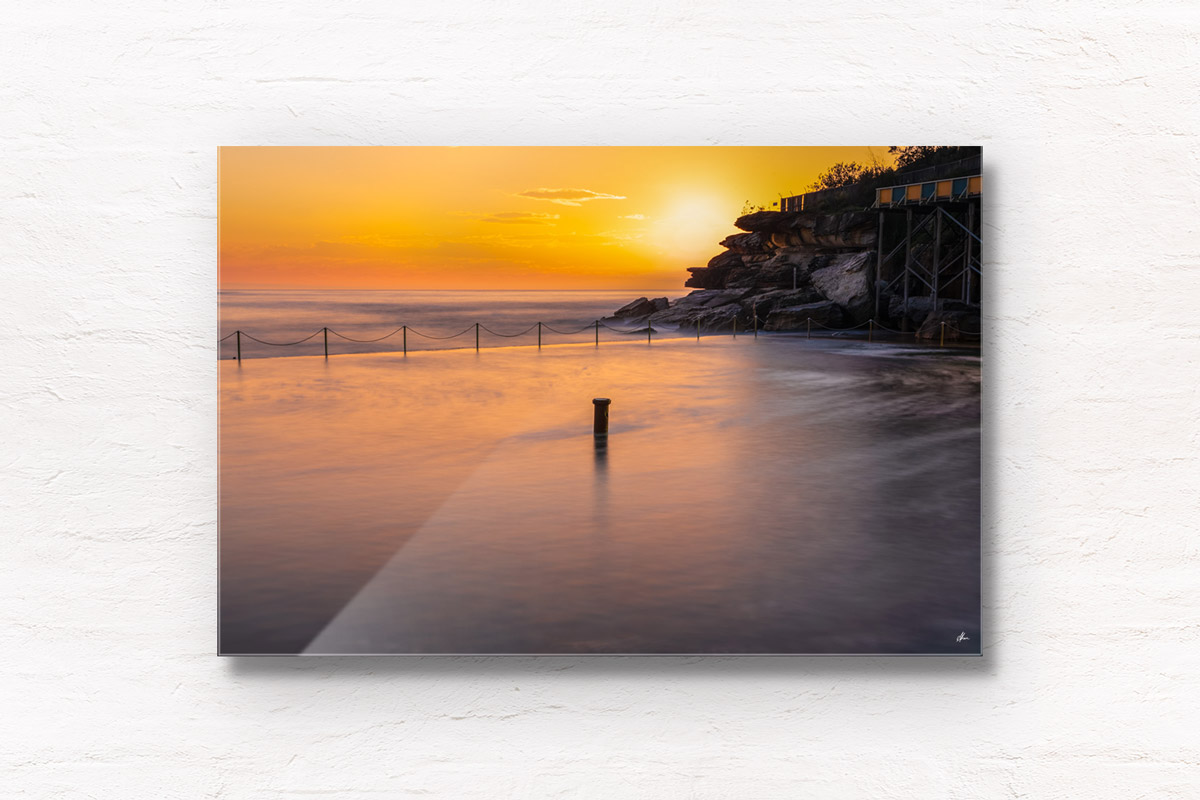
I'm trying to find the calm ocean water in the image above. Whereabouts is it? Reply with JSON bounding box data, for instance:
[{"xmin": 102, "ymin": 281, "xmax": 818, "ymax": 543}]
[
  {"xmin": 220, "ymin": 289, "xmax": 682, "ymax": 359},
  {"xmin": 220, "ymin": 303, "xmax": 981, "ymax": 654}
]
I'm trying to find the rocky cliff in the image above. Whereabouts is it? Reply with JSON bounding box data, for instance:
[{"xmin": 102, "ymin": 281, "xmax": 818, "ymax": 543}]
[{"xmin": 610, "ymin": 208, "xmax": 980, "ymax": 340}]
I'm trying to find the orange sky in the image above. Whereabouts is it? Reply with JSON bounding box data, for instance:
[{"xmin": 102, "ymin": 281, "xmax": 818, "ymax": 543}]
[{"xmin": 219, "ymin": 146, "xmax": 894, "ymax": 292}]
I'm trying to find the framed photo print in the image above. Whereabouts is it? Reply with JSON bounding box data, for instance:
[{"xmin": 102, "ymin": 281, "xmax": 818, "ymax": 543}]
[{"xmin": 219, "ymin": 146, "xmax": 981, "ymax": 655}]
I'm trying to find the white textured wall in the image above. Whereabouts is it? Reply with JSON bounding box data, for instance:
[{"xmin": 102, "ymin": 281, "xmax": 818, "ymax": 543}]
[{"xmin": 3, "ymin": 2, "xmax": 1198, "ymax": 797}]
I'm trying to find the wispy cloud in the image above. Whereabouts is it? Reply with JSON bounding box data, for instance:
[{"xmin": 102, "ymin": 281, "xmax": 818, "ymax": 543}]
[
  {"xmin": 619, "ymin": 214, "xmax": 646, "ymax": 220},
  {"xmin": 474, "ymin": 211, "xmax": 560, "ymax": 224},
  {"xmin": 517, "ymin": 187, "xmax": 627, "ymax": 206}
]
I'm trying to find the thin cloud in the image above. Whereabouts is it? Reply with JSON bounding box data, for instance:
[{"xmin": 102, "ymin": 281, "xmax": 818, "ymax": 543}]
[
  {"xmin": 476, "ymin": 211, "xmax": 560, "ymax": 224},
  {"xmin": 517, "ymin": 187, "xmax": 627, "ymax": 206},
  {"xmin": 619, "ymin": 214, "xmax": 646, "ymax": 220}
]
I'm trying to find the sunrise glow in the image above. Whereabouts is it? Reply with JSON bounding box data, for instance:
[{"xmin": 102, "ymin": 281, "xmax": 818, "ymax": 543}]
[{"xmin": 218, "ymin": 146, "xmax": 894, "ymax": 292}]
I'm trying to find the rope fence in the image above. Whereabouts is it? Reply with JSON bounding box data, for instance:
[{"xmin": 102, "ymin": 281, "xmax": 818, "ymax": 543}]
[
  {"xmin": 328, "ymin": 326, "xmax": 405, "ymax": 343},
  {"xmin": 219, "ymin": 317, "xmax": 980, "ymax": 361},
  {"xmin": 241, "ymin": 330, "xmax": 323, "ymax": 347}
]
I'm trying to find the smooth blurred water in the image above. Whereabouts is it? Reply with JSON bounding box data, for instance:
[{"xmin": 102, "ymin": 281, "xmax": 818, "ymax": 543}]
[
  {"xmin": 220, "ymin": 290, "xmax": 679, "ymax": 359},
  {"xmin": 220, "ymin": 333, "xmax": 980, "ymax": 655}
]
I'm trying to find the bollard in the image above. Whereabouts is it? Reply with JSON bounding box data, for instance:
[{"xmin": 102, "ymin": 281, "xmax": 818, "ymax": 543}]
[
  {"xmin": 807, "ymin": 318, "xmax": 811, "ymax": 340},
  {"xmin": 753, "ymin": 308, "xmax": 758, "ymax": 339},
  {"xmin": 647, "ymin": 323, "xmax": 651, "ymax": 344},
  {"xmin": 236, "ymin": 330, "xmax": 241, "ymax": 362},
  {"xmin": 537, "ymin": 322, "xmax": 542, "ymax": 349},
  {"xmin": 323, "ymin": 327, "xmax": 328, "ymax": 358},
  {"xmin": 869, "ymin": 319, "xmax": 874, "ymax": 343},
  {"xmin": 402, "ymin": 325, "xmax": 407, "ymax": 355},
  {"xmin": 593, "ymin": 398, "xmax": 611, "ymax": 437},
  {"xmin": 940, "ymin": 321, "xmax": 946, "ymax": 347},
  {"xmin": 595, "ymin": 319, "xmax": 599, "ymax": 347},
  {"xmin": 696, "ymin": 319, "xmax": 700, "ymax": 341},
  {"xmin": 475, "ymin": 322, "xmax": 480, "ymax": 351},
  {"xmin": 733, "ymin": 317, "xmax": 737, "ymax": 338}
]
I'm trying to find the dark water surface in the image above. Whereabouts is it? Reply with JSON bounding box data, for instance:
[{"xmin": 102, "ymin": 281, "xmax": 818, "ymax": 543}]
[{"xmin": 220, "ymin": 331, "xmax": 980, "ymax": 655}]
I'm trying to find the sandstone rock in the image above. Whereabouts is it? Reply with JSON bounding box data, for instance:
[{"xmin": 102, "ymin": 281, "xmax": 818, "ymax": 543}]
[
  {"xmin": 648, "ymin": 306, "xmax": 692, "ymax": 325},
  {"xmin": 915, "ymin": 306, "xmax": 981, "ymax": 341},
  {"xmin": 626, "ymin": 208, "xmax": 896, "ymax": 328},
  {"xmin": 707, "ymin": 250, "xmax": 744, "ymax": 270},
  {"xmin": 735, "ymin": 210, "xmax": 803, "ymax": 233},
  {"xmin": 687, "ymin": 289, "xmax": 751, "ymax": 308},
  {"xmin": 718, "ymin": 232, "xmax": 770, "ymax": 253},
  {"xmin": 737, "ymin": 210, "xmax": 877, "ymax": 248},
  {"xmin": 770, "ymin": 231, "xmax": 807, "ymax": 248},
  {"xmin": 685, "ymin": 249, "xmax": 744, "ymax": 289},
  {"xmin": 648, "ymin": 289, "xmax": 747, "ymax": 326},
  {"xmin": 695, "ymin": 304, "xmax": 748, "ymax": 333},
  {"xmin": 764, "ymin": 301, "xmax": 846, "ymax": 331},
  {"xmin": 612, "ymin": 297, "xmax": 658, "ymax": 319},
  {"xmin": 724, "ymin": 263, "xmax": 785, "ymax": 290},
  {"xmin": 811, "ymin": 252, "xmax": 873, "ymax": 322},
  {"xmin": 741, "ymin": 288, "xmax": 823, "ymax": 320},
  {"xmin": 809, "ymin": 210, "xmax": 877, "ymax": 248},
  {"xmin": 762, "ymin": 246, "xmax": 819, "ymax": 271},
  {"xmin": 886, "ymin": 294, "xmax": 935, "ymax": 329}
]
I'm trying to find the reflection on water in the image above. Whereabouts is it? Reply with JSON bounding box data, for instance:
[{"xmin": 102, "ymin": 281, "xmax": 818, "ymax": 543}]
[{"xmin": 220, "ymin": 336, "xmax": 980, "ymax": 654}]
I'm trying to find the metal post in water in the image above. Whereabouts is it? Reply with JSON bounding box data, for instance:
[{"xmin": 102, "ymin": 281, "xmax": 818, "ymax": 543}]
[
  {"xmin": 696, "ymin": 318, "xmax": 700, "ymax": 341},
  {"xmin": 875, "ymin": 209, "xmax": 885, "ymax": 319},
  {"xmin": 753, "ymin": 307, "xmax": 758, "ymax": 339},
  {"xmin": 932, "ymin": 208, "xmax": 942, "ymax": 305},
  {"xmin": 402, "ymin": 325, "xmax": 407, "ymax": 355},
  {"xmin": 323, "ymin": 327, "xmax": 328, "ymax": 358},
  {"xmin": 869, "ymin": 319, "xmax": 874, "ymax": 343},
  {"xmin": 593, "ymin": 398, "xmax": 611, "ymax": 438},
  {"xmin": 595, "ymin": 319, "xmax": 599, "ymax": 347},
  {"xmin": 537, "ymin": 322, "xmax": 542, "ymax": 349},
  {"xmin": 792, "ymin": 266, "xmax": 797, "ymax": 291},
  {"xmin": 236, "ymin": 330, "xmax": 241, "ymax": 362},
  {"xmin": 733, "ymin": 317, "xmax": 737, "ymax": 338},
  {"xmin": 475, "ymin": 322, "xmax": 480, "ymax": 352},
  {"xmin": 966, "ymin": 202, "xmax": 976, "ymax": 302},
  {"xmin": 647, "ymin": 322, "xmax": 651, "ymax": 344},
  {"xmin": 940, "ymin": 321, "xmax": 946, "ymax": 347}
]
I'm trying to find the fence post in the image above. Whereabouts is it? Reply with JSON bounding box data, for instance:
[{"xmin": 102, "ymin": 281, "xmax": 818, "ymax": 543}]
[
  {"xmin": 475, "ymin": 322, "xmax": 480, "ymax": 352},
  {"xmin": 595, "ymin": 319, "xmax": 599, "ymax": 346},
  {"xmin": 323, "ymin": 327, "xmax": 328, "ymax": 358},
  {"xmin": 593, "ymin": 398, "xmax": 611, "ymax": 437},
  {"xmin": 402, "ymin": 325, "xmax": 407, "ymax": 355},
  {"xmin": 236, "ymin": 330, "xmax": 241, "ymax": 362}
]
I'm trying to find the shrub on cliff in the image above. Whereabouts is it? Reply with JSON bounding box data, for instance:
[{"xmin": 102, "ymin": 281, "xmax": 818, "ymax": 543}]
[
  {"xmin": 888, "ymin": 145, "xmax": 981, "ymax": 171},
  {"xmin": 808, "ymin": 161, "xmax": 891, "ymax": 191}
]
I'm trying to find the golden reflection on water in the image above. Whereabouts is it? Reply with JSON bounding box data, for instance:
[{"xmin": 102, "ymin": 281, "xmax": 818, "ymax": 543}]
[{"xmin": 221, "ymin": 337, "xmax": 981, "ymax": 654}]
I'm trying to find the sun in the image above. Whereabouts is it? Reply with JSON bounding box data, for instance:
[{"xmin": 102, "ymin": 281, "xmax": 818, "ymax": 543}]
[{"xmin": 648, "ymin": 193, "xmax": 739, "ymax": 262}]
